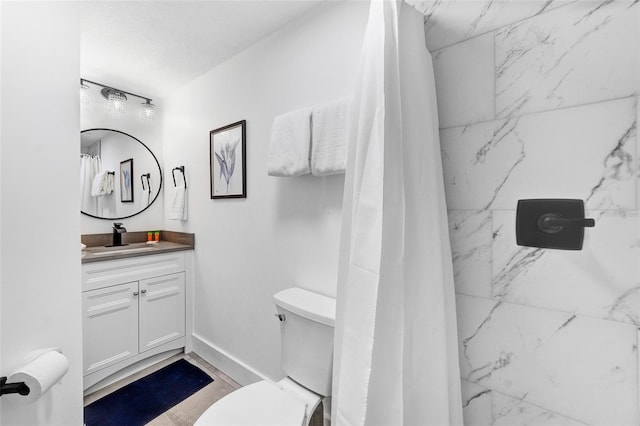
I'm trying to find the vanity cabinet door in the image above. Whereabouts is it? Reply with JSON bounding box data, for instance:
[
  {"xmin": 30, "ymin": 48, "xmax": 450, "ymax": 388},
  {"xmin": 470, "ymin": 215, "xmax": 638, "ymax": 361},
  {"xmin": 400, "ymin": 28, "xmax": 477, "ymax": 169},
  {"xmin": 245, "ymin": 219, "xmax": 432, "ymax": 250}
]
[
  {"xmin": 138, "ymin": 272, "xmax": 185, "ymax": 353},
  {"xmin": 82, "ymin": 281, "xmax": 139, "ymax": 376}
]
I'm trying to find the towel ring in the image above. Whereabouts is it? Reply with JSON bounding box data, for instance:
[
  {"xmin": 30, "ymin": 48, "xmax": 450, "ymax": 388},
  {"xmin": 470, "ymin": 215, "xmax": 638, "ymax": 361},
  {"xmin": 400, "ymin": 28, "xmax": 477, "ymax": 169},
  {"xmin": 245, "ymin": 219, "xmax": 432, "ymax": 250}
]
[
  {"xmin": 172, "ymin": 166, "xmax": 187, "ymax": 188},
  {"xmin": 141, "ymin": 173, "xmax": 151, "ymax": 192}
]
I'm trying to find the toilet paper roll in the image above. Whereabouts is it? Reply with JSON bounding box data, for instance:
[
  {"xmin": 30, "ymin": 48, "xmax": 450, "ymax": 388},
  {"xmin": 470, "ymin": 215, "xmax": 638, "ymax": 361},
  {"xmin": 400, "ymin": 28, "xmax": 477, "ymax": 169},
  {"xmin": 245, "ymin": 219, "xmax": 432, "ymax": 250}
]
[{"xmin": 7, "ymin": 350, "xmax": 69, "ymax": 403}]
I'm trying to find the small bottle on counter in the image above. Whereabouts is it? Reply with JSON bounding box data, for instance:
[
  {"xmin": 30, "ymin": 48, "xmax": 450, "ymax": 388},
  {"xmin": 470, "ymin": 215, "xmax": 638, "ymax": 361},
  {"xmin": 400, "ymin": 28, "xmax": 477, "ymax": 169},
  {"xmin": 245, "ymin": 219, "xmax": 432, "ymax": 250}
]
[
  {"xmin": 147, "ymin": 231, "xmax": 153, "ymax": 242},
  {"xmin": 155, "ymin": 231, "xmax": 160, "ymax": 242}
]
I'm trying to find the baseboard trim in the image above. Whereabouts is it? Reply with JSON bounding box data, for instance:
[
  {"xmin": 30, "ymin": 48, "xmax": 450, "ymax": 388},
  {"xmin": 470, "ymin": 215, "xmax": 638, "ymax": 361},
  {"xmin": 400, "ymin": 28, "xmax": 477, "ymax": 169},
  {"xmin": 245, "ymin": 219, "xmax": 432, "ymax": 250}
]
[{"xmin": 191, "ymin": 333, "xmax": 266, "ymax": 386}]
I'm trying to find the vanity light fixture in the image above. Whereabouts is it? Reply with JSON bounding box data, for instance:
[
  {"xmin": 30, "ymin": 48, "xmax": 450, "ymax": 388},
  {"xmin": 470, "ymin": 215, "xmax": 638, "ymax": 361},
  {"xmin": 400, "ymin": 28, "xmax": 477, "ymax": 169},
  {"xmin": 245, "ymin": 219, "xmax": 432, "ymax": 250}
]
[
  {"xmin": 142, "ymin": 99, "xmax": 156, "ymax": 120},
  {"xmin": 80, "ymin": 79, "xmax": 156, "ymax": 120},
  {"xmin": 80, "ymin": 81, "xmax": 90, "ymax": 104},
  {"xmin": 103, "ymin": 87, "xmax": 127, "ymax": 115}
]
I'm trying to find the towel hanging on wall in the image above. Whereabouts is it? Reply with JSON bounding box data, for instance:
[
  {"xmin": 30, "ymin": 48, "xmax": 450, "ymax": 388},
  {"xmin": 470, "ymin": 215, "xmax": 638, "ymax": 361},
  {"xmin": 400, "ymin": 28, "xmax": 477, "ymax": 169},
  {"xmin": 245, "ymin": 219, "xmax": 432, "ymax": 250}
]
[
  {"xmin": 141, "ymin": 173, "xmax": 151, "ymax": 208},
  {"xmin": 267, "ymin": 107, "xmax": 312, "ymax": 177},
  {"xmin": 169, "ymin": 167, "xmax": 187, "ymax": 221},
  {"xmin": 311, "ymin": 98, "xmax": 350, "ymax": 176},
  {"xmin": 90, "ymin": 170, "xmax": 114, "ymax": 196}
]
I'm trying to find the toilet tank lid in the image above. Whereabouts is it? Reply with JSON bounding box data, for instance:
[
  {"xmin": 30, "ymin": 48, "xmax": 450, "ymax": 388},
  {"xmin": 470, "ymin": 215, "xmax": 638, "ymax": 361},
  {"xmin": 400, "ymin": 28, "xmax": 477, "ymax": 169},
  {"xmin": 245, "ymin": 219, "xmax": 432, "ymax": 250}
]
[{"xmin": 273, "ymin": 288, "xmax": 336, "ymax": 327}]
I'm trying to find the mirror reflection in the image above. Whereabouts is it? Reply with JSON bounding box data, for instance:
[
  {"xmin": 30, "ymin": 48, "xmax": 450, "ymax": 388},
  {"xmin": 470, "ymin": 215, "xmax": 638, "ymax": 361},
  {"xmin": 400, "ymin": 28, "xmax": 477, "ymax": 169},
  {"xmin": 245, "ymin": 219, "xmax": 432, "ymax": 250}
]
[{"xmin": 81, "ymin": 129, "xmax": 162, "ymax": 219}]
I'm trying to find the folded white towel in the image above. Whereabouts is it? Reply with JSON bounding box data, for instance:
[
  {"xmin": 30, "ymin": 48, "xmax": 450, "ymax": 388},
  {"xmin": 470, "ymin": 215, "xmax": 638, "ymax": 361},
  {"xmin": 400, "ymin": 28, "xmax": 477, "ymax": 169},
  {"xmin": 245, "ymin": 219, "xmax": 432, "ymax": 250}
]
[
  {"xmin": 267, "ymin": 107, "xmax": 312, "ymax": 177},
  {"xmin": 91, "ymin": 170, "xmax": 115, "ymax": 196},
  {"xmin": 311, "ymin": 99, "xmax": 350, "ymax": 176},
  {"xmin": 169, "ymin": 179, "xmax": 188, "ymax": 221}
]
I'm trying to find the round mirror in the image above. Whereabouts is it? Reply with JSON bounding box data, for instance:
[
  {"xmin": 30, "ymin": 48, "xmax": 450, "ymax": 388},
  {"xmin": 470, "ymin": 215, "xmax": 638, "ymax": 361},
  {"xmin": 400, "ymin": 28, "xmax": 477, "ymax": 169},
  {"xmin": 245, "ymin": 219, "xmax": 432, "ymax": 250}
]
[{"xmin": 81, "ymin": 128, "xmax": 162, "ymax": 219}]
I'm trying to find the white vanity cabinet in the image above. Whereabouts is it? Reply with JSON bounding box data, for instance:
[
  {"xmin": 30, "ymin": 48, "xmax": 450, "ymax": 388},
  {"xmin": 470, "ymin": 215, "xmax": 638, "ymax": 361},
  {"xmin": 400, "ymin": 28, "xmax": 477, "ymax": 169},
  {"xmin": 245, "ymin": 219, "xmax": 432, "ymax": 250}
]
[
  {"xmin": 83, "ymin": 281, "xmax": 139, "ymax": 376},
  {"xmin": 82, "ymin": 251, "xmax": 190, "ymax": 391},
  {"xmin": 138, "ymin": 272, "xmax": 185, "ymax": 352}
]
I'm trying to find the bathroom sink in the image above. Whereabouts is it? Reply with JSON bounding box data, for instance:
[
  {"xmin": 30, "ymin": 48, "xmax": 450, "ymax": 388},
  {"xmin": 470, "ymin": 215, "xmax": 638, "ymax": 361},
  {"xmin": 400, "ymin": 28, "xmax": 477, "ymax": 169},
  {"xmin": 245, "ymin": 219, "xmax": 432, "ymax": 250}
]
[{"xmin": 86, "ymin": 245, "xmax": 158, "ymax": 256}]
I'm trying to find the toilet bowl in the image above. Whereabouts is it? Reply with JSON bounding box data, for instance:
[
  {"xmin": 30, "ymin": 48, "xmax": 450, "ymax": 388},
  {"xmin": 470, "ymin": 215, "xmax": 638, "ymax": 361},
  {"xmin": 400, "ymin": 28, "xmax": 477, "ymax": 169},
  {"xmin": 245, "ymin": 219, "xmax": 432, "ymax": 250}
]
[
  {"xmin": 194, "ymin": 378, "xmax": 320, "ymax": 426},
  {"xmin": 195, "ymin": 288, "xmax": 335, "ymax": 426}
]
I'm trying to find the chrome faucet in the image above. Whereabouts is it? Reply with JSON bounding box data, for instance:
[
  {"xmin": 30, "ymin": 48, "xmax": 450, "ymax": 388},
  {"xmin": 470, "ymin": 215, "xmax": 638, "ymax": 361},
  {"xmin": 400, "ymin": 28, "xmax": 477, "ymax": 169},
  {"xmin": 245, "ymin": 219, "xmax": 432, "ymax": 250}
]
[{"xmin": 111, "ymin": 222, "xmax": 128, "ymax": 247}]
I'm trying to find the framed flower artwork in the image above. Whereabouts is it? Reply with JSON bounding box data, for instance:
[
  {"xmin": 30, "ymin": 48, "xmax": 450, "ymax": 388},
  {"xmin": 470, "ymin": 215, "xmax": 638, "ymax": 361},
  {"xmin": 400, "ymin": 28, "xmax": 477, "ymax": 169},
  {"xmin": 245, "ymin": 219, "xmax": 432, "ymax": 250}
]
[
  {"xmin": 120, "ymin": 158, "xmax": 134, "ymax": 203},
  {"xmin": 210, "ymin": 120, "xmax": 246, "ymax": 199}
]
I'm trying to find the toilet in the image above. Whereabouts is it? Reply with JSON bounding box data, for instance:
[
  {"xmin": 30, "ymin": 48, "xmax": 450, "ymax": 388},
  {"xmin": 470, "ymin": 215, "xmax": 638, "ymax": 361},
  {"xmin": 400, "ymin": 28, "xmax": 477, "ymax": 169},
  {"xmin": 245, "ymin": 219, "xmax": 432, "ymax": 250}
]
[{"xmin": 195, "ymin": 287, "xmax": 336, "ymax": 426}]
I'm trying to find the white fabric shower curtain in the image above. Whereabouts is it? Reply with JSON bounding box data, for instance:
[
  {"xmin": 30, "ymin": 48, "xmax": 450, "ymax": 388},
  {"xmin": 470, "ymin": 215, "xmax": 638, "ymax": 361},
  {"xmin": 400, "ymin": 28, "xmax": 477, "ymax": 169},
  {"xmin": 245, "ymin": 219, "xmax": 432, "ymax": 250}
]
[
  {"xmin": 332, "ymin": 1, "xmax": 463, "ymax": 425},
  {"xmin": 80, "ymin": 154, "xmax": 101, "ymax": 215}
]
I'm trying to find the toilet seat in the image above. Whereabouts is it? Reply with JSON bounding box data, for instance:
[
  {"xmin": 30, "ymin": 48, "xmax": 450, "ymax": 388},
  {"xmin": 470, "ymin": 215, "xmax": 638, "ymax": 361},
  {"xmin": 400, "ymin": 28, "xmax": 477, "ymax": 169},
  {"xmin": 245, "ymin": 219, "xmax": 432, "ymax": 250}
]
[{"xmin": 194, "ymin": 380, "xmax": 308, "ymax": 426}]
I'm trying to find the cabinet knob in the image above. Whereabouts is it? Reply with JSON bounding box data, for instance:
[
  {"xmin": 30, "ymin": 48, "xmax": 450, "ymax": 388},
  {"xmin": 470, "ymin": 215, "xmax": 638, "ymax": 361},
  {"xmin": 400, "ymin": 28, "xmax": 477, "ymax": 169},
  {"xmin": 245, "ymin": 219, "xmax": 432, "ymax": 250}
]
[
  {"xmin": 141, "ymin": 289, "xmax": 147, "ymax": 294},
  {"xmin": 133, "ymin": 291, "xmax": 139, "ymax": 296}
]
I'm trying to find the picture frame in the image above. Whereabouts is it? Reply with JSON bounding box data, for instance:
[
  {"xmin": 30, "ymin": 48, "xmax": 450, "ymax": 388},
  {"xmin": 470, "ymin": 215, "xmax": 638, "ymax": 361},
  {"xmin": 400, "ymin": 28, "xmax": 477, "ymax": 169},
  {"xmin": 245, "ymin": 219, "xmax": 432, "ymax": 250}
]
[
  {"xmin": 120, "ymin": 158, "xmax": 134, "ymax": 203},
  {"xmin": 210, "ymin": 120, "xmax": 246, "ymax": 199}
]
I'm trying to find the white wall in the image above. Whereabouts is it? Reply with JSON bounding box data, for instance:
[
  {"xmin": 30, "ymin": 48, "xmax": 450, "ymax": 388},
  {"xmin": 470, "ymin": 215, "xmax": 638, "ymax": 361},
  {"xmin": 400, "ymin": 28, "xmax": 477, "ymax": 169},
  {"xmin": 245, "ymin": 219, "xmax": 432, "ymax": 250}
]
[
  {"xmin": 163, "ymin": 1, "xmax": 368, "ymax": 382},
  {"xmin": 0, "ymin": 3, "xmax": 4, "ymax": 421},
  {"xmin": 80, "ymin": 83, "xmax": 164, "ymax": 234},
  {"xmin": 0, "ymin": 2, "xmax": 83, "ymax": 424}
]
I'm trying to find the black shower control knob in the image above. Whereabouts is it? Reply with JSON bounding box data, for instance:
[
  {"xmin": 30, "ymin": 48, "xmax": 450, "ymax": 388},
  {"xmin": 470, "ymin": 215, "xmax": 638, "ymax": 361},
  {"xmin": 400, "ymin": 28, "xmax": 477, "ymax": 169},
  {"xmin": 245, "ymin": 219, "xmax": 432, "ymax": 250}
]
[
  {"xmin": 537, "ymin": 213, "xmax": 596, "ymax": 234},
  {"xmin": 516, "ymin": 199, "xmax": 595, "ymax": 250}
]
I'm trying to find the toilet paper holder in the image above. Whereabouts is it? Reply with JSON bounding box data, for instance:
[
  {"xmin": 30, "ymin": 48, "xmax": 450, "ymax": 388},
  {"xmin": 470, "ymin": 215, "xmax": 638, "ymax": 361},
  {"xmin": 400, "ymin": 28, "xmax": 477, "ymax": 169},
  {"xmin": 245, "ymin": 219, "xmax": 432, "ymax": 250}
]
[
  {"xmin": 0, "ymin": 348, "xmax": 68, "ymax": 401},
  {"xmin": 0, "ymin": 377, "xmax": 29, "ymax": 397}
]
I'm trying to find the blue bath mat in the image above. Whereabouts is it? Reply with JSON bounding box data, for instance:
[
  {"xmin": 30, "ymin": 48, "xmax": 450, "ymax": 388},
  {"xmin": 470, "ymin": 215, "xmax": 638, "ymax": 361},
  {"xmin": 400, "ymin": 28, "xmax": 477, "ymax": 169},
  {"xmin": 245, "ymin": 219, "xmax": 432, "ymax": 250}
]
[{"xmin": 84, "ymin": 358, "xmax": 214, "ymax": 426}]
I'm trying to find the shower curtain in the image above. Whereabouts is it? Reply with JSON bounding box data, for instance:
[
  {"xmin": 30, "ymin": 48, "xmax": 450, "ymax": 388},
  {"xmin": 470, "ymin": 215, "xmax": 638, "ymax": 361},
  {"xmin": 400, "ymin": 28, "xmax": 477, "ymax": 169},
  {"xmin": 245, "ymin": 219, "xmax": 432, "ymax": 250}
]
[
  {"xmin": 331, "ymin": 1, "xmax": 463, "ymax": 425},
  {"xmin": 80, "ymin": 154, "xmax": 101, "ymax": 215}
]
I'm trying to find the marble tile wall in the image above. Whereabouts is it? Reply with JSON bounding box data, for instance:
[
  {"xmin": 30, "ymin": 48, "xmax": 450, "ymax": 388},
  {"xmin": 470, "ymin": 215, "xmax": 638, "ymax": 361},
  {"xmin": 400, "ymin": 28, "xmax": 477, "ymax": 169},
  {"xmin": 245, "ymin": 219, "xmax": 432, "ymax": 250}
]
[{"xmin": 417, "ymin": 0, "xmax": 640, "ymax": 424}]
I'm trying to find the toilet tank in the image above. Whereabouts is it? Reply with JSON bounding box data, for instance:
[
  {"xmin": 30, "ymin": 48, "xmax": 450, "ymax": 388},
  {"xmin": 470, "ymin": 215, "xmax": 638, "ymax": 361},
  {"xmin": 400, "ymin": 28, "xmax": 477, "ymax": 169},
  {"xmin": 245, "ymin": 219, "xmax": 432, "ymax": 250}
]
[{"xmin": 273, "ymin": 288, "xmax": 336, "ymax": 396}]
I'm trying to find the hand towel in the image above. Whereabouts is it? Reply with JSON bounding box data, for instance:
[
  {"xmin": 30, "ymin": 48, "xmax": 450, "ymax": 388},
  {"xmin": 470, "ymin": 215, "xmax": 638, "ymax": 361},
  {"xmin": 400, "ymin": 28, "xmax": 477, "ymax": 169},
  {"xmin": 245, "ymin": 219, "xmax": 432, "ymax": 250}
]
[
  {"xmin": 169, "ymin": 179, "xmax": 188, "ymax": 221},
  {"xmin": 267, "ymin": 107, "xmax": 312, "ymax": 177},
  {"xmin": 91, "ymin": 170, "xmax": 115, "ymax": 196},
  {"xmin": 105, "ymin": 172, "xmax": 114, "ymax": 194},
  {"xmin": 311, "ymin": 99, "xmax": 350, "ymax": 176},
  {"xmin": 90, "ymin": 171, "xmax": 106, "ymax": 196}
]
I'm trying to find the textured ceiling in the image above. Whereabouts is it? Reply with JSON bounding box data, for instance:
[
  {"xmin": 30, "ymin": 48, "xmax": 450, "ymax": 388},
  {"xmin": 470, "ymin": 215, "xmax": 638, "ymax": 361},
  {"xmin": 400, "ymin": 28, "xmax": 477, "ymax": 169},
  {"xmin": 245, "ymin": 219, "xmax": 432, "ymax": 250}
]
[{"xmin": 81, "ymin": 1, "xmax": 326, "ymax": 100}]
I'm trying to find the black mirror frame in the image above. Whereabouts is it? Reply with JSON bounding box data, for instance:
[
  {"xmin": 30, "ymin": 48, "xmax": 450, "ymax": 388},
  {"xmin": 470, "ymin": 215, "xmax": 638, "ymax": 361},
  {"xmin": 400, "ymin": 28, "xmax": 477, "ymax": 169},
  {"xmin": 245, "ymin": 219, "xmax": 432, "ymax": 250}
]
[{"xmin": 81, "ymin": 128, "xmax": 163, "ymax": 220}]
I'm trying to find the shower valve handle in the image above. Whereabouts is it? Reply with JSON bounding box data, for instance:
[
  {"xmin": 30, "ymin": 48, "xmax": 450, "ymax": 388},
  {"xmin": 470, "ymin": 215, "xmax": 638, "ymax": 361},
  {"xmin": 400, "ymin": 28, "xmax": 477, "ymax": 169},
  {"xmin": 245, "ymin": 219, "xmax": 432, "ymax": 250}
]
[{"xmin": 537, "ymin": 213, "xmax": 595, "ymax": 234}]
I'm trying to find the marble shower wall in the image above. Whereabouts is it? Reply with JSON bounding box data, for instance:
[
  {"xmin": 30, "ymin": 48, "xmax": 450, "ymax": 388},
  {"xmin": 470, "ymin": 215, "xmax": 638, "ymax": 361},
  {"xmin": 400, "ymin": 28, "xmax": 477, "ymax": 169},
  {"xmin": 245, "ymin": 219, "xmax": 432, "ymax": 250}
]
[{"xmin": 417, "ymin": 1, "xmax": 640, "ymax": 424}]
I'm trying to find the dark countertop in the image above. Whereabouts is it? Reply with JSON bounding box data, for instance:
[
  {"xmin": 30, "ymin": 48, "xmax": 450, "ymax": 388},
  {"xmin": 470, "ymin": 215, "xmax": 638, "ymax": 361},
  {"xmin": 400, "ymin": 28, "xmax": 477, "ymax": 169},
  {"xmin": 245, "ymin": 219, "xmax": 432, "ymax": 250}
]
[
  {"xmin": 81, "ymin": 231, "xmax": 195, "ymax": 264},
  {"xmin": 82, "ymin": 241, "xmax": 193, "ymax": 263}
]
